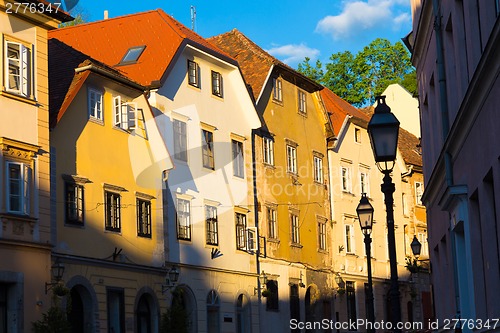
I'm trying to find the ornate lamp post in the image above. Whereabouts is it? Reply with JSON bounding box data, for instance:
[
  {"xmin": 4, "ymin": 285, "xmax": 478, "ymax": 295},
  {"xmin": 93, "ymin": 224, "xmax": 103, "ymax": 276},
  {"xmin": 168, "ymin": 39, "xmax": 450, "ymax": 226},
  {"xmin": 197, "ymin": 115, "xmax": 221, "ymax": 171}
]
[
  {"xmin": 357, "ymin": 193, "xmax": 375, "ymax": 332},
  {"xmin": 367, "ymin": 96, "xmax": 401, "ymax": 328}
]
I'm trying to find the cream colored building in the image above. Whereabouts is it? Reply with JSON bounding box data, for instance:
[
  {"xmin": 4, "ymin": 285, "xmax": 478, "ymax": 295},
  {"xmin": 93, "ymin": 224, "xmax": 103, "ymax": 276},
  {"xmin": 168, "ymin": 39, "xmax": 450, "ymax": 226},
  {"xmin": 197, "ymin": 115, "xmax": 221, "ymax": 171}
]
[{"xmin": 0, "ymin": 1, "xmax": 71, "ymax": 330}]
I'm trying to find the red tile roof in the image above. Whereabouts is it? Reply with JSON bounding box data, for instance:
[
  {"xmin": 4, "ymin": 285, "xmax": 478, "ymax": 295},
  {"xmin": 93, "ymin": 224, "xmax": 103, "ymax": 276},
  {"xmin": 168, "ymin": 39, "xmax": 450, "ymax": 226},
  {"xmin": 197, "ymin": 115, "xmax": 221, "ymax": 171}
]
[
  {"xmin": 319, "ymin": 87, "xmax": 370, "ymax": 135},
  {"xmin": 208, "ymin": 29, "xmax": 322, "ymax": 101},
  {"xmin": 49, "ymin": 9, "xmax": 234, "ymax": 87}
]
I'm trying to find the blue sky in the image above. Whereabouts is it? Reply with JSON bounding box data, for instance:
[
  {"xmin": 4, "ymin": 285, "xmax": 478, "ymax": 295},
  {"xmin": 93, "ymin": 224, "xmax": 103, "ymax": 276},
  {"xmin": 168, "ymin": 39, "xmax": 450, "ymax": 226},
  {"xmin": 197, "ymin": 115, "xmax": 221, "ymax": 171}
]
[{"xmin": 72, "ymin": 0, "xmax": 412, "ymax": 68}]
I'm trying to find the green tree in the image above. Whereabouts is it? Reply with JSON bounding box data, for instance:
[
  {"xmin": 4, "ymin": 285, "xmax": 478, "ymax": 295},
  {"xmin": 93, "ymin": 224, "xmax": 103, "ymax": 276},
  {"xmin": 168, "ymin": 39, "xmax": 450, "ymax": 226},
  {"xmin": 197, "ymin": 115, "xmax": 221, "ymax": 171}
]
[
  {"xmin": 297, "ymin": 38, "xmax": 416, "ymax": 106},
  {"xmin": 59, "ymin": 5, "xmax": 90, "ymax": 27},
  {"xmin": 297, "ymin": 57, "xmax": 324, "ymax": 83}
]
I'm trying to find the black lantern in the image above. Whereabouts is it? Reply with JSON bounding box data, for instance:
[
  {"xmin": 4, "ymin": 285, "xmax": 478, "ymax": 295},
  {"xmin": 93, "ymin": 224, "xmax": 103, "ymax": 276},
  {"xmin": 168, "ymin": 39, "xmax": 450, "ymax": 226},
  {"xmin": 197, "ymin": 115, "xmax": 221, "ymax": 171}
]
[
  {"xmin": 51, "ymin": 262, "xmax": 65, "ymax": 282},
  {"xmin": 368, "ymin": 96, "xmax": 400, "ymax": 164},
  {"xmin": 168, "ymin": 266, "xmax": 180, "ymax": 285},
  {"xmin": 356, "ymin": 193, "xmax": 374, "ymax": 234},
  {"xmin": 411, "ymin": 235, "xmax": 422, "ymax": 258}
]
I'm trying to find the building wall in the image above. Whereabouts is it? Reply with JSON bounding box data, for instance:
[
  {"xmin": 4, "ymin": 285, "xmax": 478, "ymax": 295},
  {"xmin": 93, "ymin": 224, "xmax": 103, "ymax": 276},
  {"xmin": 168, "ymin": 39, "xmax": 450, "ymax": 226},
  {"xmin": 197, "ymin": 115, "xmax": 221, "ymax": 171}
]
[
  {"xmin": 148, "ymin": 45, "xmax": 261, "ymax": 332},
  {"xmin": 328, "ymin": 120, "xmax": 414, "ymax": 325},
  {"xmin": 411, "ymin": 0, "xmax": 500, "ymax": 328},
  {"xmin": 0, "ymin": 1, "xmax": 62, "ymax": 329},
  {"xmin": 50, "ymin": 72, "xmax": 172, "ymax": 331},
  {"xmin": 254, "ymin": 72, "xmax": 332, "ymax": 331}
]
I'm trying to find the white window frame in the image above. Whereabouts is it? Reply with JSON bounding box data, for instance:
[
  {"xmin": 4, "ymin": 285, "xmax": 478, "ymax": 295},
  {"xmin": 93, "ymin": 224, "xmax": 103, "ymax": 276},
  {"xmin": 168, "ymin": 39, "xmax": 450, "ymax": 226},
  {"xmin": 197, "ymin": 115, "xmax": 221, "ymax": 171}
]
[
  {"xmin": 176, "ymin": 198, "xmax": 191, "ymax": 240},
  {"xmin": 232, "ymin": 139, "xmax": 244, "ymax": 178},
  {"xmin": 88, "ymin": 88, "xmax": 103, "ymax": 121},
  {"xmin": 318, "ymin": 219, "xmax": 327, "ymax": 251},
  {"xmin": 235, "ymin": 212, "xmax": 247, "ymax": 250},
  {"xmin": 418, "ymin": 232, "xmax": 428, "ymax": 256},
  {"xmin": 313, "ymin": 156, "xmax": 323, "ymax": 183},
  {"xmin": 298, "ymin": 89, "xmax": 306, "ymax": 114},
  {"xmin": 341, "ymin": 166, "xmax": 352, "ymax": 193},
  {"xmin": 286, "ymin": 145, "xmax": 297, "ymax": 174},
  {"xmin": 415, "ymin": 181, "xmax": 424, "ymax": 205},
  {"xmin": 267, "ymin": 206, "xmax": 277, "ymax": 239},
  {"xmin": 272, "ymin": 77, "xmax": 282, "ymax": 102},
  {"xmin": 263, "ymin": 137, "xmax": 274, "ymax": 165},
  {"xmin": 202, "ymin": 129, "xmax": 215, "ymax": 170},
  {"xmin": 290, "ymin": 212, "xmax": 300, "ymax": 244},
  {"xmin": 65, "ymin": 182, "xmax": 84, "ymax": 224},
  {"xmin": 105, "ymin": 191, "xmax": 121, "ymax": 232},
  {"xmin": 173, "ymin": 119, "xmax": 188, "ymax": 162},
  {"xmin": 113, "ymin": 96, "xmax": 137, "ymax": 130},
  {"xmin": 188, "ymin": 60, "xmax": 199, "ymax": 87},
  {"xmin": 6, "ymin": 161, "xmax": 31, "ymax": 215},
  {"xmin": 5, "ymin": 40, "xmax": 32, "ymax": 98},
  {"xmin": 345, "ymin": 224, "xmax": 355, "ymax": 254},
  {"xmin": 211, "ymin": 70, "xmax": 223, "ymax": 97},
  {"xmin": 205, "ymin": 205, "xmax": 218, "ymax": 246},
  {"xmin": 359, "ymin": 171, "xmax": 370, "ymax": 196}
]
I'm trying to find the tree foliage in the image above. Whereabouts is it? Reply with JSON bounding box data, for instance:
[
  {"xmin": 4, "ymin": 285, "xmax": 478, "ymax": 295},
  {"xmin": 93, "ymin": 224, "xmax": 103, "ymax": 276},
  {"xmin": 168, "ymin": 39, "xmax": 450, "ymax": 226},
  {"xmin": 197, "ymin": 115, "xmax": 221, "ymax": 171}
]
[
  {"xmin": 297, "ymin": 38, "xmax": 416, "ymax": 106},
  {"xmin": 59, "ymin": 5, "xmax": 90, "ymax": 27}
]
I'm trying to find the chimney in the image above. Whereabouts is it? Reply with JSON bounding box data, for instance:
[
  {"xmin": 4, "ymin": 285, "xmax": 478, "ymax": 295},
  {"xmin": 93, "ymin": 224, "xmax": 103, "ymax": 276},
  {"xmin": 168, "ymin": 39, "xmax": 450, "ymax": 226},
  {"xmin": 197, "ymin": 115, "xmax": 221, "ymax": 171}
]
[{"xmin": 104, "ymin": 10, "xmax": 109, "ymax": 19}]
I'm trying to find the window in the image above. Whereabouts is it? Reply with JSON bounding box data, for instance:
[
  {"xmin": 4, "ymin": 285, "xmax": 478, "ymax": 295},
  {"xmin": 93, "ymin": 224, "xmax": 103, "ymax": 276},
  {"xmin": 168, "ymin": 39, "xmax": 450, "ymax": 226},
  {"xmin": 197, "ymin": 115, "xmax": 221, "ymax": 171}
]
[
  {"xmin": 235, "ymin": 212, "xmax": 247, "ymax": 250},
  {"xmin": 272, "ymin": 77, "xmax": 282, "ymax": 102},
  {"xmin": 88, "ymin": 88, "xmax": 103, "ymax": 121},
  {"xmin": 418, "ymin": 232, "xmax": 428, "ymax": 256},
  {"xmin": 105, "ymin": 191, "xmax": 121, "ymax": 232},
  {"xmin": 298, "ymin": 90, "xmax": 306, "ymax": 114},
  {"xmin": 202, "ymin": 129, "xmax": 215, "ymax": 170},
  {"xmin": 346, "ymin": 281, "xmax": 357, "ymax": 324},
  {"xmin": 267, "ymin": 206, "xmax": 277, "ymax": 239},
  {"xmin": 211, "ymin": 71, "xmax": 223, "ymax": 97},
  {"xmin": 113, "ymin": 96, "xmax": 137, "ymax": 130},
  {"xmin": 207, "ymin": 290, "xmax": 220, "ymax": 333},
  {"xmin": 318, "ymin": 219, "xmax": 327, "ymax": 251},
  {"xmin": 354, "ymin": 128, "xmax": 361, "ymax": 143},
  {"xmin": 286, "ymin": 145, "xmax": 297, "ymax": 174},
  {"xmin": 345, "ymin": 225, "xmax": 355, "ymax": 253},
  {"xmin": 232, "ymin": 140, "xmax": 244, "ymax": 178},
  {"xmin": 360, "ymin": 171, "xmax": 369, "ymax": 196},
  {"xmin": 5, "ymin": 40, "xmax": 31, "ymax": 97},
  {"xmin": 415, "ymin": 182, "xmax": 424, "ymax": 205},
  {"xmin": 6, "ymin": 162, "xmax": 31, "ymax": 215},
  {"xmin": 263, "ymin": 137, "xmax": 274, "ymax": 165},
  {"xmin": 137, "ymin": 199, "xmax": 151, "ymax": 238},
  {"xmin": 236, "ymin": 294, "xmax": 251, "ymax": 333},
  {"xmin": 290, "ymin": 212, "xmax": 300, "ymax": 244},
  {"xmin": 107, "ymin": 289, "xmax": 125, "ymax": 333},
  {"xmin": 173, "ymin": 120, "xmax": 188, "ymax": 161},
  {"xmin": 206, "ymin": 205, "xmax": 218, "ymax": 246},
  {"xmin": 188, "ymin": 60, "xmax": 200, "ymax": 87},
  {"xmin": 65, "ymin": 183, "xmax": 84, "ymax": 224},
  {"xmin": 341, "ymin": 166, "xmax": 352, "ymax": 192},
  {"xmin": 266, "ymin": 280, "xmax": 279, "ymax": 311},
  {"xmin": 176, "ymin": 198, "xmax": 191, "ymax": 240},
  {"xmin": 313, "ymin": 156, "xmax": 323, "ymax": 183},
  {"xmin": 119, "ymin": 45, "xmax": 145, "ymax": 65}
]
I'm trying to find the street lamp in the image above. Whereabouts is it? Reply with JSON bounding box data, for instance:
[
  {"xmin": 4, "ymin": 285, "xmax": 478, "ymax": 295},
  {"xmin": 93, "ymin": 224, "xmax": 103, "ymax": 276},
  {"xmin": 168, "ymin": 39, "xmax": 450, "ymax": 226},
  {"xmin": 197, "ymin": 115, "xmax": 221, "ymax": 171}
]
[
  {"xmin": 367, "ymin": 96, "xmax": 401, "ymax": 328},
  {"xmin": 411, "ymin": 235, "xmax": 422, "ymax": 259},
  {"xmin": 356, "ymin": 193, "xmax": 375, "ymax": 332}
]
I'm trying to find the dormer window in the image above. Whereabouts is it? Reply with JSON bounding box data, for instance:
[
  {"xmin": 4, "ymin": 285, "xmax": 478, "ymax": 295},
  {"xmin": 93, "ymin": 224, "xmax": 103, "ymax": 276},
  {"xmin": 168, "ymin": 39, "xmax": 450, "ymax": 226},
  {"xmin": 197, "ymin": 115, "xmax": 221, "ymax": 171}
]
[{"xmin": 119, "ymin": 46, "xmax": 146, "ymax": 65}]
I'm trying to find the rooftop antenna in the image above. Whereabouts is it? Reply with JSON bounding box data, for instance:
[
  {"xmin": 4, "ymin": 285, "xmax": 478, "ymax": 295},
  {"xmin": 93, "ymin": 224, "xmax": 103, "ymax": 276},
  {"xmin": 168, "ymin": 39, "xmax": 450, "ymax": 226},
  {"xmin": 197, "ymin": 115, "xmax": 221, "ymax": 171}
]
[{"xmin": 190, "ymin": 5, "xmax": 196, "ymax": 31}]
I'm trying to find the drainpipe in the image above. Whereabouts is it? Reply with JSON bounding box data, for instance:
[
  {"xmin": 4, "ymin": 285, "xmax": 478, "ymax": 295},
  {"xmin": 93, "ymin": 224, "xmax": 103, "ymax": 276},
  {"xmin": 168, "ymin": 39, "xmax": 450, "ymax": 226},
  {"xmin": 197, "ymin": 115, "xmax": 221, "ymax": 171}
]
[{"xmin": 251, "ymin": 128, "xmax": 263, "ymax": 328}]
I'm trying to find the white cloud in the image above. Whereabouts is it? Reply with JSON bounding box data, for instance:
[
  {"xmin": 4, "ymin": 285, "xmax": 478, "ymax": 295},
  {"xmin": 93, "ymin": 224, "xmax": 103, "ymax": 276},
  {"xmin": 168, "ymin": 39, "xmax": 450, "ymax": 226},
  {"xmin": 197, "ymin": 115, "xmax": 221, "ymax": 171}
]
[
  {"xmin": 316, "ymin": 0, "xmax": 409, "ymax": 40},
  {"xmin": 265, "ymin": 44, "xmax": 320, "ymax": 65}
]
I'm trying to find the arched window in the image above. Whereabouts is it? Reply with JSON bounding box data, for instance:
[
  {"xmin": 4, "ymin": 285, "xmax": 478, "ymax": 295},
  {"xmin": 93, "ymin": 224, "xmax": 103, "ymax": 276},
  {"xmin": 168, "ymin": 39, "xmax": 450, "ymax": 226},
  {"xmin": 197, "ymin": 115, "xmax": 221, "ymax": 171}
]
[
  {"xmin": 236, "ymin": 294, "xmax": 251, "ymax": 333},
  {"xmin": 207, "ymin": 290, "xmax": 220, "ymax": 333}
]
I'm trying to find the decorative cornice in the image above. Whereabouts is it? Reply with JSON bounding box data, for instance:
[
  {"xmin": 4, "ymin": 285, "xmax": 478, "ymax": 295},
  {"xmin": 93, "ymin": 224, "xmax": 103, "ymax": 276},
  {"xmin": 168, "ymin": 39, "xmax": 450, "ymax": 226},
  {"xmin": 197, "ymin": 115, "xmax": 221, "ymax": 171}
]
[{"xmin": 0, "ymin": 137, "xmax": 40, "ymax": 160}]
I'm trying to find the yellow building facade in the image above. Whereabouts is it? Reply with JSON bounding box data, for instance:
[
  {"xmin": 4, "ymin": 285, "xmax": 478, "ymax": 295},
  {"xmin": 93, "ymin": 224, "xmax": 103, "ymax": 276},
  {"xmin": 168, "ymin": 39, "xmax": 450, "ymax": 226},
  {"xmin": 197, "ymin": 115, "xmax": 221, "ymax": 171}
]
[{"xmin": 49, "ymin": 47, "xmax": 173, "ymax": 331}]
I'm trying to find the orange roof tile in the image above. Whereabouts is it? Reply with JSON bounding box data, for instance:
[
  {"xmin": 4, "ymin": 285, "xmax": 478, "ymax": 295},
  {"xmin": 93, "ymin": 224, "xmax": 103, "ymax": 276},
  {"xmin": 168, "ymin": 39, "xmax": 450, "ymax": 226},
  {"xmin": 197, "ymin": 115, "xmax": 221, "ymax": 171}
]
[
  {"xmin": 49, "ymin": 9, "xmax": 234, "ymax": 87},
  {"xmin": 208, "ymin": 29, "xmax": 322, "ymax": 101},
  {"xmin": 320, "ymin": 87, "xmax": 370, "ymax": 135}
]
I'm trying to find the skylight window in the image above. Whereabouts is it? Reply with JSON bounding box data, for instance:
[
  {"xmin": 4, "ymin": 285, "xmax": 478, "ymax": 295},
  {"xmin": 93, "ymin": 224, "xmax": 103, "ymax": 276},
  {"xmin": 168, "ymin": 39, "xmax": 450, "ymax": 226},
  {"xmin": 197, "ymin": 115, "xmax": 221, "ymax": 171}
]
[{"xmin": 119, "ymin": 46, "xmax": 146, "ymax": 65}]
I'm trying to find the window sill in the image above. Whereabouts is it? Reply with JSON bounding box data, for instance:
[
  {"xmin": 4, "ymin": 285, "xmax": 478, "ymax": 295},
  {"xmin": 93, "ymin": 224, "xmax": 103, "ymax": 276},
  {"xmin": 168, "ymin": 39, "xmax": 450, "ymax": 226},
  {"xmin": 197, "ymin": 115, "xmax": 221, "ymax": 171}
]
[
  {"xmin": 290, "ymin": 243, "xmax": 303, "ymax": 249},
  {"xmin": 267, "ymin": 238, "xmax": 280, "ymax": 244},
  {"xmin": 137, "ymin": 234, "xmax": 152, "ymax": 239},
  {"xmin": 88, "ymin": 117, "xmax": 104, "ymax": 126},
  {"xmin": 297, "ymin": 111, "xmax": 307, "ymax": 118},
  {"xmin": 0, "ymin": 213, "xmax": 37, "ymax": 223},
  {"xmin": 263, "ymin": 163, "xmax": 275, "ymax": 169},
  {"xmin": 318, "ymin": 248, "xmax": 328, "ymax": 254},
  {"xmin": 272, "ymin": 99, "xmax": 283, "ymax": 106},
  {"xmin": 211, "ymin": 93, "xmax": 224, "ymax": 100},
  {"xmin": 64, "ymin": 221, "xmax": 84, "ymax": 228},
  {"xmin": 0, "ymin": 90, "xmax": 38, "ymax": 105}
]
